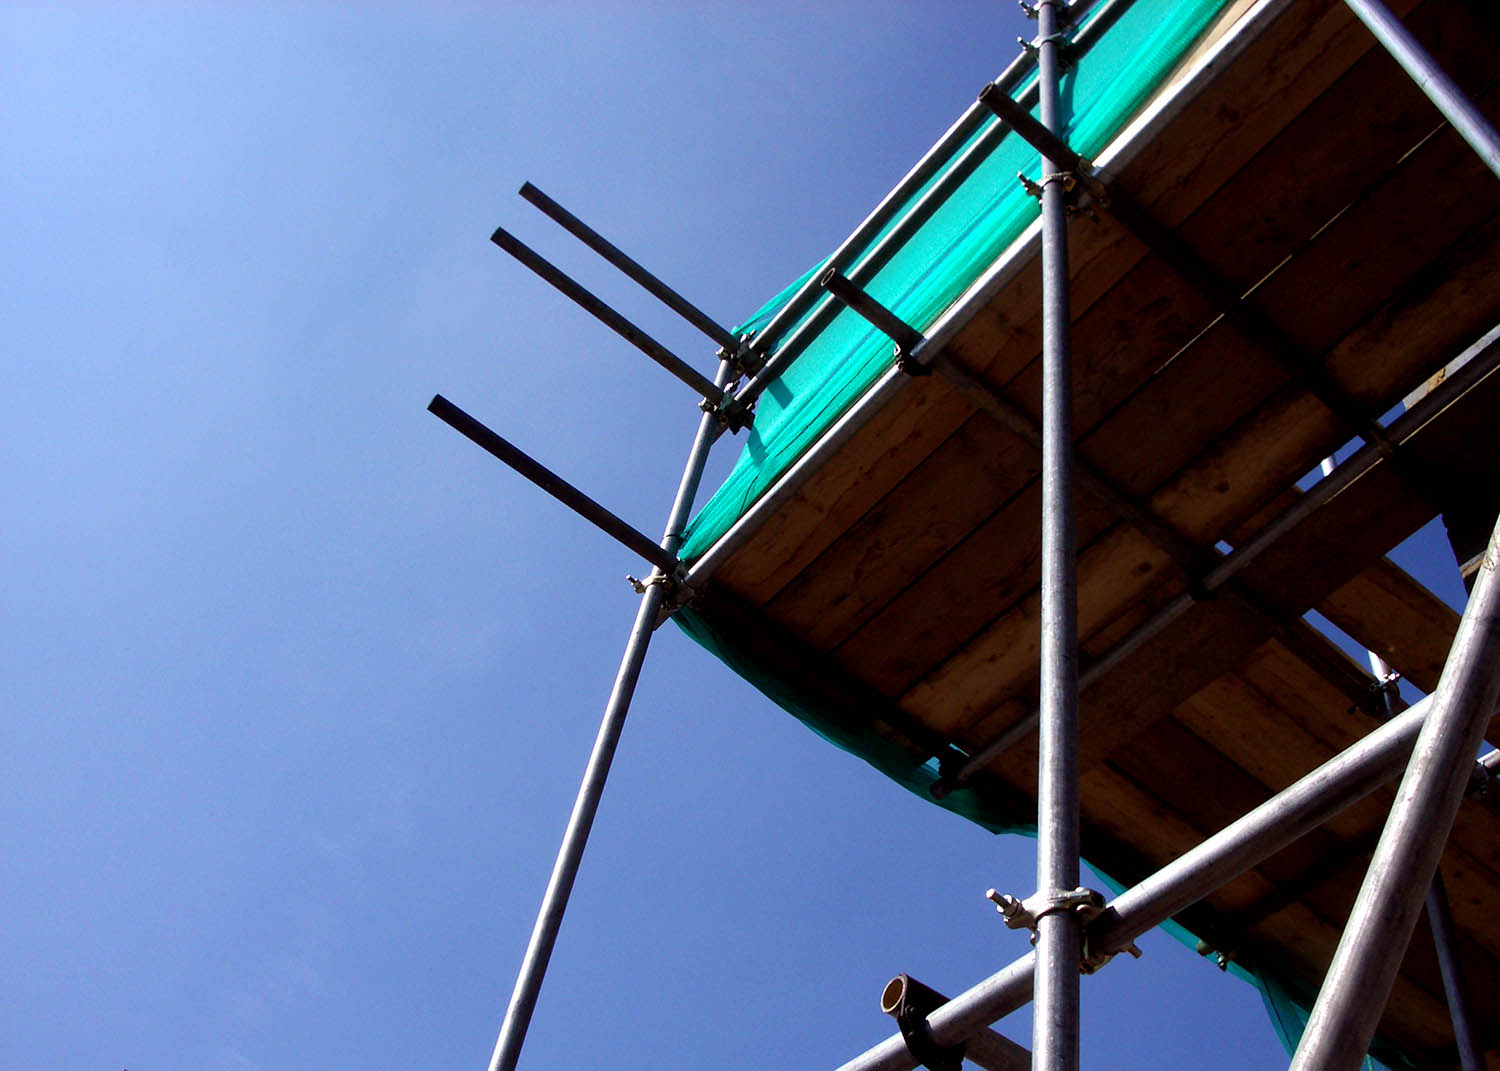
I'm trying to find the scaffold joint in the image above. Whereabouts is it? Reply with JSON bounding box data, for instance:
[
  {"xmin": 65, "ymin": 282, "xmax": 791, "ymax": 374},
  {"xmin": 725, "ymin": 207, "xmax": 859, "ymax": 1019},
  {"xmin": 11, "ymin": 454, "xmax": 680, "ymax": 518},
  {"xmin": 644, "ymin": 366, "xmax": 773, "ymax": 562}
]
[
  {"xmin": 986, "ymin": 885, "xmax": 1104, "ymax": 931},
  {"xmin": 891, "ymin": 977, "xmax": 967, "ymax": 1071},
  {"xmin": 896, "ymin": 343, "xmax": 933, "ymax": 377}
]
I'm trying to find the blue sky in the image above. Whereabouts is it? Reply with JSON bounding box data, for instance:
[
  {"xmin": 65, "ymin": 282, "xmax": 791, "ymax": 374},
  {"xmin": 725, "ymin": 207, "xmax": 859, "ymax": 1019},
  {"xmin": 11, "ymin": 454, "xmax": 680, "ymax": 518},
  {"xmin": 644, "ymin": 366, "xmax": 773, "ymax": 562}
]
[{"xmin": 3, "ymin": 5, "xmax": 1468, "ymax": 1069}]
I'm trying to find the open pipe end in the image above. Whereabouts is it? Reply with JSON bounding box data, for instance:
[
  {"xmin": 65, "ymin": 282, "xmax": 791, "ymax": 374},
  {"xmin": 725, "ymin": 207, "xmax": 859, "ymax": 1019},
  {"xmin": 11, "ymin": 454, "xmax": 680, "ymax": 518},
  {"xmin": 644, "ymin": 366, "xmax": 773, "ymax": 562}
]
[
  {"xmin": 818, "ymin": 265, "xmax": 842, "ymax": 291},
  {"xmin": 880, "ymin": 975, "xmax": 909, "ymax": 1017}
]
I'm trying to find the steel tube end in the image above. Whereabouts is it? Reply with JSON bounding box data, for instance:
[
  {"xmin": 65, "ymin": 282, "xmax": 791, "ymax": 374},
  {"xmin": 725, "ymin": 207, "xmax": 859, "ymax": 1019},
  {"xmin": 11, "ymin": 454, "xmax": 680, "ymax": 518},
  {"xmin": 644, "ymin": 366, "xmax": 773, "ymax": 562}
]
[{"xmin": 880, "ymin": 976, "xmax": 909, "ymax": 1016}]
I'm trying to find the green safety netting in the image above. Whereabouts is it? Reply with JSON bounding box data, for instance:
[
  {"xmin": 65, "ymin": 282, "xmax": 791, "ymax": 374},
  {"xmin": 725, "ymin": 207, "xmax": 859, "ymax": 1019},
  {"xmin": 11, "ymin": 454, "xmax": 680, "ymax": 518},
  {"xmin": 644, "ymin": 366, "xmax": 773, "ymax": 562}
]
[
  {"xmin": 672, "ymin": 1, "xmax": 1412, "ymax": 1066},
  {"xmin": 680, "ymin": 0, "xmax": 1233, "ymax": 562}
]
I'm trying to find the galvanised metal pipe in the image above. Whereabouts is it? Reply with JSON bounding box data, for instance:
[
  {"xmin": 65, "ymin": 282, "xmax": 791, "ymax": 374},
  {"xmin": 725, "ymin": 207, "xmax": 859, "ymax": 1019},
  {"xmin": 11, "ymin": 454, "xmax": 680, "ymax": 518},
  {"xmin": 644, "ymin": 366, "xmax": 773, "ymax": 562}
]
[
  {"xmin": 517, "ymin": 182, "xmax": 742, "ymax": 355},
  {"xmin": 1373, "ymin": 664, "xmax": 1484, "ymax": 1071},
  {"xmin": 1424, "ymin": 869, "xmax": 1484, "ymax": 1071},
  {"xmin": 682, "ymin": 362, "xmax": 911, "ymax": 588},
  {"xmin": 948, "ymin": 327, "xmax": 1500, "ymax": 786},
  {"xmin": 1343, "ymin": 0, "xmax": 1500, "ymax": 184},
  {"xmin": 735, "ymin": 22, "xmax": 1048, "ymax": 374},
  {"xmin": 880, "ymin": 974, "xmax": 1031, "ymax": 1071},
  {"xmin": 1291, "ymin": 514, "xmax": 1500, "ymax": 1071},
  {"xmin": 687, "ymin": 0, "xmax": 1293, "ymax": 592},
  {"xmin": 737, "ymin": 108, "xmax": 1014, "ymax": 409},
  {"xmin": 834, "ymin": 692, "xmax": 1449, "ymax": 1071},
  {"xmin": 735, "ymin": 0, "xmax": 1139, "ymax": 408},
  {"xmin": 1032, "ymin": 0, "xmax": 1082, "ymax": 1066},
  {"xmin": 980, "ymin": 80, "xmax": 1400, "ymax": 462},
  {"xmin": 485, "ymin": 360, "xmax": 736, "ymax": 1071}
]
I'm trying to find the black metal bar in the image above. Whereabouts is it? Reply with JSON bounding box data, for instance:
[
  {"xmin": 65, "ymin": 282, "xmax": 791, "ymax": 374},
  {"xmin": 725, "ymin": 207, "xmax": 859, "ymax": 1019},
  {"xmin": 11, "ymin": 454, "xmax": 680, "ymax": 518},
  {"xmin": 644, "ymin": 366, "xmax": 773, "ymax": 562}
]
[
  {"xmin": 427, "ymin": 394, "xmax": 681, "ymax": 576},
  {"xmin": 881, "ymin": 974, "xmax": 1030, "ymax": 1071},
  {"xmin": 819, "ymin": 269, "xmax": 926, "ymax": 353},
  {"xmin": 734, "ymin": 0, "xmax": 1142, "ymax": 410},
  {"xmin": 482, "ymin": 357, "xmax": 737, "ymax": 1071},
  {"xmin": 977, "ymin": 85, "xmax": 1399, "ymax": 460},
  {"xmin": 488, "ymin": 226, "xmax": 744, "ymax": 422},
  {"xmin": 518, "ymin": 182, "xmax": 742, "ymax": 355}
]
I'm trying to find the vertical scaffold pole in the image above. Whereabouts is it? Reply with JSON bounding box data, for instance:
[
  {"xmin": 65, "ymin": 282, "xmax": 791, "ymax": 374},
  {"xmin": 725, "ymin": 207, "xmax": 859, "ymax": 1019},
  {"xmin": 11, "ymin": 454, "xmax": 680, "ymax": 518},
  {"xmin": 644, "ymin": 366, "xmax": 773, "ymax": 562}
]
[
  {"xmin": 1290, "ymin": 513, "xmax": 1500, "ymax": 1071},
  {"xmin": 1342, "ymin": 0, "xmax": 1500, "ymax": 183},
  {"xmin": 1367, "ymin": 648, "xmax": 1485, "ymax": 1071},
  {"xmin": 1032, "ymin": 1, "xmax": 1081, "ymax": 1069},
  {"xmin": 486, "ymin": 358, "xmax": 735, "ymax": 1071}
]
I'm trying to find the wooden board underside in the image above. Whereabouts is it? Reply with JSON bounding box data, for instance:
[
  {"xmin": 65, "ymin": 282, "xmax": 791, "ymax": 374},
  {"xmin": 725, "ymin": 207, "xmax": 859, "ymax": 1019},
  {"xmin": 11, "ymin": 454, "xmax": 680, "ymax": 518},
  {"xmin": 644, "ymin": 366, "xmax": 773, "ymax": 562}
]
[{"xmin": 700, "ymin": 0, "xmax": 1500, "ymax": 1064}]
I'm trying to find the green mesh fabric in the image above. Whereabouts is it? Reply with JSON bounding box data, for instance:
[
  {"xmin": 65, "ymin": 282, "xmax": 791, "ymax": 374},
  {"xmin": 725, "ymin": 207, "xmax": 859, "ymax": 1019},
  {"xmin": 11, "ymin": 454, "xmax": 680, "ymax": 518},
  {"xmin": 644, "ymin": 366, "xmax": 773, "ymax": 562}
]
[
  {"xmin": 679, "ymin": 604, "xmax": 1413, "ymax": 1069},
  {"xmin": 672, "ymin": 2, "xmax": 1418, "ymax": 1065},
  {"xmin": 674, "ymin": 604, "xmax": 1034, "ymax": 836},
  {"xmin": 680, "ymin": 0, "xmax": 1235, "ymax": 561}
]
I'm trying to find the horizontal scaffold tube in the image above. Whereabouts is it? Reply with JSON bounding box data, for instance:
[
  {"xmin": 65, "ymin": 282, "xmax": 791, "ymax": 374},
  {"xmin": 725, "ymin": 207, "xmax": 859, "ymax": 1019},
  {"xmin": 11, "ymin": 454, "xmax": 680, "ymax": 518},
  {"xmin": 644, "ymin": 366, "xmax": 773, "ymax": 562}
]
[
  {"xmin": 735, "ymin": 0, "xmax": 1134, "ymax": 405},
  {"xmin": 879, "ymin": 974, "xmax": 1030, "ymax": 1071},
  {"xmin": 834, "ymin": 691, "xmax": 1451, "ymax": 1071},
  {"xmin": 946, "ymin": 326, "xmax": 1500, "ymax": 786}
]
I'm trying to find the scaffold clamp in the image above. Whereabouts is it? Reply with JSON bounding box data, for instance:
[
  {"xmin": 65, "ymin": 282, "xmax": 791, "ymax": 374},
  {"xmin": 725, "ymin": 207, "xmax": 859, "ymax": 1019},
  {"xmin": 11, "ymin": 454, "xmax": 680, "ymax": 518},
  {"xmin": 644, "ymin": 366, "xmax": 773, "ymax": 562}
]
[
  {"xmin": 628, "ymin": 569, "xmax": 685, "ymax": 598},
  {"xmin": 987, "ymin": 884, "xmax": 1104, "ymax": 931},
  {"xmin": 890, "ymin": 974, "xmax": 967, "ymax": 1071}
]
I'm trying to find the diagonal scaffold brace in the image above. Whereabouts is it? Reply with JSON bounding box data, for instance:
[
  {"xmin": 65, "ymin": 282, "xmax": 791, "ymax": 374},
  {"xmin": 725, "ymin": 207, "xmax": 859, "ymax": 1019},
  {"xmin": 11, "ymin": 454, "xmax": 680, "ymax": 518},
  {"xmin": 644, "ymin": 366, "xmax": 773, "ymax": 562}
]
[
  {"xmin": 1290, "ymin": 511, "xmax": 1500, "ymax": 1069},
  {"xmin": 431, "ymin": 354, "xmax": 737, "ymax": 1071}
]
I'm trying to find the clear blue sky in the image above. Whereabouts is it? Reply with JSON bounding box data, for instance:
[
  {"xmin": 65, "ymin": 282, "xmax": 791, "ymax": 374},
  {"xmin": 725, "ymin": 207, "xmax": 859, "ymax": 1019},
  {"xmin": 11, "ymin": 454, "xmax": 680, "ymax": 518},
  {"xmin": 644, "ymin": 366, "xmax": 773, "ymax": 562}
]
[{"xmin": 3, "ymin": 4, "xmax": 1468, "ymax": 1069}]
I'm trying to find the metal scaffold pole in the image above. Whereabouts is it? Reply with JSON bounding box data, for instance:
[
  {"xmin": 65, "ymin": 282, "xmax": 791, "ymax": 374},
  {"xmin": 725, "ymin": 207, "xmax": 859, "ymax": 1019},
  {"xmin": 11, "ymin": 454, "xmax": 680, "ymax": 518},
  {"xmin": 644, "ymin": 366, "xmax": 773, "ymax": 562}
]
[
  {"xmin": 1032, "ymin": 0, "xmax": 1081, "ymax": 1067},
  {"xmin": 1365, "ymin": 648, "xmax": 1485, "ymax": 1071},
  {"xmin": 832, "ymin": 689, "xmax": 1482, "ymax": 1071},
  {"xmin": 1342, "ymin": 0, "xmax": 1500, "ymax": 184},
  {"xmin": 484, "ymin": 358, "xmax": 735, "ymax": 1071},
  {"xmin": 1290, "ymin": 513, "xmax": 1500, "ymax": 1071}
]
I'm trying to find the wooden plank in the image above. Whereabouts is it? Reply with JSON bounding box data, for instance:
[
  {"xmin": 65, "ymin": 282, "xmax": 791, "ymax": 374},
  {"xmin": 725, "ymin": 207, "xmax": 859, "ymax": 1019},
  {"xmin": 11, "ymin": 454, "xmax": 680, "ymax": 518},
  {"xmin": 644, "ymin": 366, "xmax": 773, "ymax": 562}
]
[
  {"xmin": 1244, "ymin": 903, "xmax": 1453, "ymax": 1058},
  {"xmin": 1170, "ymin": 8, "xmax": 1451, "ymax": 295},
  {"xmin": 716, "ymin": 190, "xmax": 1154, "ymax": 609},
  {"xmin": 1131, "ymin": 203, "xmax": 1500, "ymax": 558},
  {"xmin": 1104, "ymin": 717, "xmax": 1340, "ymax": 888},
  {"xmin": 1321, "ymin": 208, "xmax": 1500, "ymax": 409},
  {"xmin": 1253, "ymin": 99, "xmax": 1500, "ymax": 358},
  {"xmin": 1114, "ymin": 0, "xmax": 1407, "ymax": 227},
  {"xmin": 996, "ymin": 252, "xmax": 1222, "ymax": 442},
  {"xmin": 923, "ymin": 356, "xmax": 1500, "ymax": 791},
  {"xmin": 837, "ymin": 491, "xmax": 1138, "ymax": 702},
  {"xmin": 830, "ymin": 480, "xmax": 1044, "ymax": 707},
  {"xmin": 820, "ymin": 257, "xmax": 1229, "ymax": 681},
  {"xmin": 897, "ymin": 520, "xmax": 1183, "ymax": 730},
  {"xmin": 941, "ymin": 208, "xmax": 1148, "ymax": 385},
  {"xmin": 1081, "ymin": 759, "xmax": 1275, "ymax": 914},
  {"xmin": 1072, "ymin": 6, "xmax": 1500, "ymax": 499},
  {"xmin": 1174, "ymin": 674, "xmax": 1389, "ymax": 840},
  {"xmin": 1241, "ymin": 428, "xmax": 1478, "ymax": 615},
  {"xmin": 1073, "ymin": 592, "xmax": 1276, "ymax": 772},
  {"xmin": 710, "ymin": 373, "xmax": 973, "ymax": 605},
  {"xmin": 1317, "ymin": 557, "xmax": 1460, "ymax": 695},
  {"xmin": 761, "ymin": 412, "xmax": 1039, "ymax": 648},
  {"xmin": 1234, "ymin": 641, "xmax": 1384, "ymax": 757},
  {"xmin": 1079, "ymin": 318, "xmax": 1296, "ymax": 502}
]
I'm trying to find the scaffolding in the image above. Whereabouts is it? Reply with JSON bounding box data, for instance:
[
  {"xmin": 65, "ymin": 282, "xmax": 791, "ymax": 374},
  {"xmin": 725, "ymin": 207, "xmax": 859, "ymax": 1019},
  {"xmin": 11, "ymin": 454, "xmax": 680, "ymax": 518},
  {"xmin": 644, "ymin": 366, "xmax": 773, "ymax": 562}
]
[{"xmin": 429, "ymin": 0, "xmax": 1500, "ymax": 1067}]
